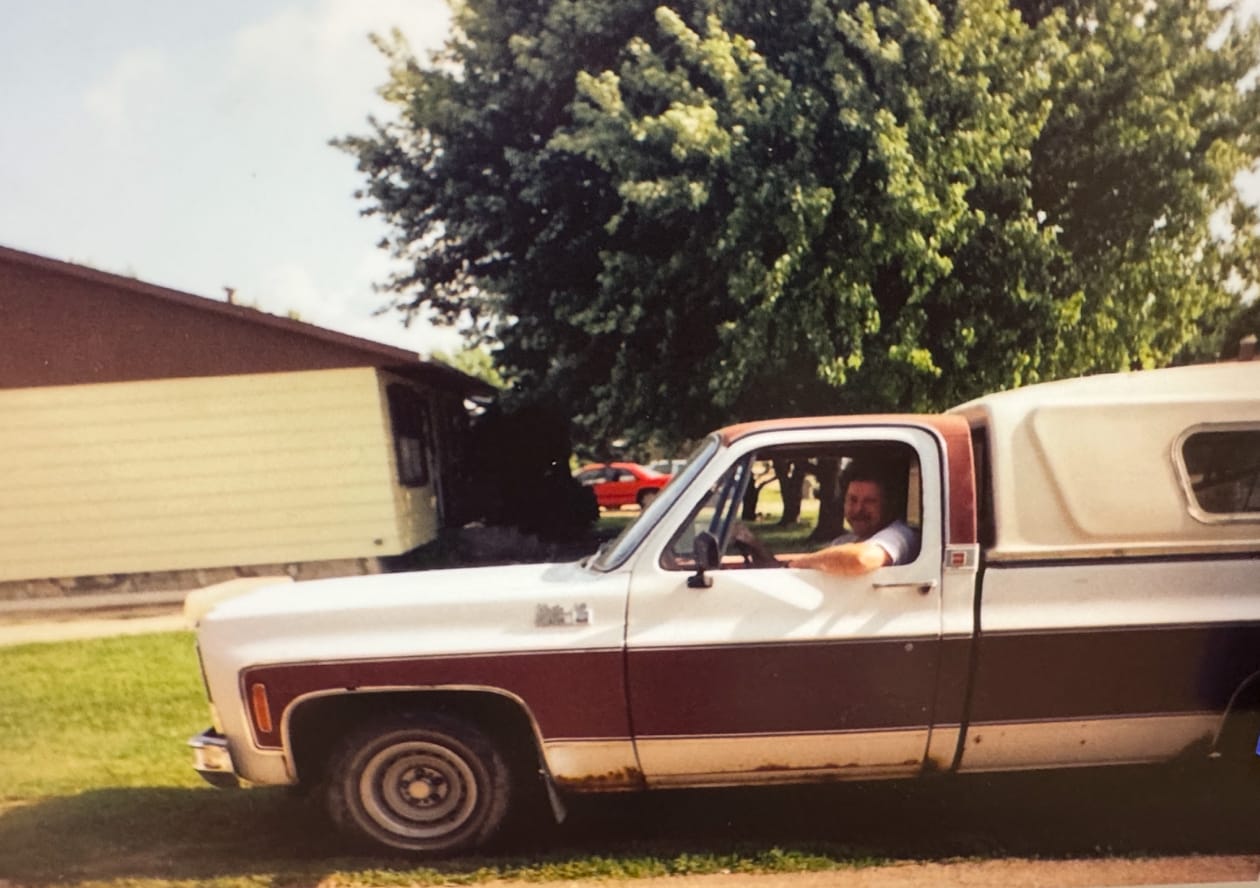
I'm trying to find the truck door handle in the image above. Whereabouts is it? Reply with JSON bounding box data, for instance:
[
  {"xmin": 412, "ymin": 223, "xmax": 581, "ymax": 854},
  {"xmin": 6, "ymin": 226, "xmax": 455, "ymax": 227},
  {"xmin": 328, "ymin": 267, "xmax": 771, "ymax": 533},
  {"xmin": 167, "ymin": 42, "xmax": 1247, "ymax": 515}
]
[{"xmin": 871, "ymin": 580, "xmax": 937, "ymax": 595}]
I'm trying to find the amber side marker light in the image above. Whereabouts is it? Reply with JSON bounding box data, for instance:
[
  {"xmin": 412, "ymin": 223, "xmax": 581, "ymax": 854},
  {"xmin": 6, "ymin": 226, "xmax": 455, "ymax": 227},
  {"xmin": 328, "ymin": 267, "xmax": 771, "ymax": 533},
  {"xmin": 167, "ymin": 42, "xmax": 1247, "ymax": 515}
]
[{"xmin": 250, "ymin": 682, "xmax": 274, "ymax": 733}]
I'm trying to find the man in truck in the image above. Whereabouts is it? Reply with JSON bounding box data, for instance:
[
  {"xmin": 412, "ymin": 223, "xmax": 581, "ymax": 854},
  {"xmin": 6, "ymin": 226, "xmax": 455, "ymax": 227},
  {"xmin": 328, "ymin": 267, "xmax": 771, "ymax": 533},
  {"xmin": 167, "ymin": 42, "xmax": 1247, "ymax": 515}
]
[{"xmin": 733, "ymin": 459, "xmax": 919, "ymax": 573}]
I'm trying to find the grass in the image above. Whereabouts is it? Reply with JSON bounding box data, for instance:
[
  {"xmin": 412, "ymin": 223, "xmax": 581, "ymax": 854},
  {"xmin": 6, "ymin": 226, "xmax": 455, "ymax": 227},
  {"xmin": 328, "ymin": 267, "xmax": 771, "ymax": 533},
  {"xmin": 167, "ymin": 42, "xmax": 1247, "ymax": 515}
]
[{"xmin": 0, "ymin": 632, "xmax": 206, "ymax": 797}]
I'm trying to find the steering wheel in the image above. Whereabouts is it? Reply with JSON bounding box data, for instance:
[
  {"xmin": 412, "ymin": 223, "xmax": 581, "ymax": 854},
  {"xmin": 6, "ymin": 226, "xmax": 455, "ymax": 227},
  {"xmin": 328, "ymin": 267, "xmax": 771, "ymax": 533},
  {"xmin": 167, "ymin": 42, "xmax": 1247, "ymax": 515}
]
[{"xmin": 731, "ymin": 538, "xmax": 755, "ymax": 567}]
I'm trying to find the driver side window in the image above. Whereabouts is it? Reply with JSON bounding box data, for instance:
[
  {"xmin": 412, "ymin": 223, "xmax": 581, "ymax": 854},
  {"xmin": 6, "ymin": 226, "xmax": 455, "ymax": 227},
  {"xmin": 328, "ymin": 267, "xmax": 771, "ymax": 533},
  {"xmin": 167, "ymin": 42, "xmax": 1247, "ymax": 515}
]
[
  {"xmin": 663, "ymin": 457, "xmax": 752, "ymax": 568},
  {"xmin": 662, "ymin": 440, "xmax": 922, "ymax": 570}
]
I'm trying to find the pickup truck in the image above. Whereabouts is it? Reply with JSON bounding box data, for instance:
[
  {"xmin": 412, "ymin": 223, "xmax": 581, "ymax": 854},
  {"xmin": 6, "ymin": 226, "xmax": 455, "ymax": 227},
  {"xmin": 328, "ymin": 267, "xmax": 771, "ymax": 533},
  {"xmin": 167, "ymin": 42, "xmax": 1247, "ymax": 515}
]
[{"xmin": 189, "ymin": 360, "xmax": 1260, "ymax": 856}]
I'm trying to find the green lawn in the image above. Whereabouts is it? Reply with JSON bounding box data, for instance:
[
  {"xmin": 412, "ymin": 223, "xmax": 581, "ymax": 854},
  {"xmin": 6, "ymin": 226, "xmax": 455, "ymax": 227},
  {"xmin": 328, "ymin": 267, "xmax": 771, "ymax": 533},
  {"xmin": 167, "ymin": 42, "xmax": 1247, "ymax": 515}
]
[{"xmin": 0, "ymin": 632, "xmax": 206, "ymax": 798}]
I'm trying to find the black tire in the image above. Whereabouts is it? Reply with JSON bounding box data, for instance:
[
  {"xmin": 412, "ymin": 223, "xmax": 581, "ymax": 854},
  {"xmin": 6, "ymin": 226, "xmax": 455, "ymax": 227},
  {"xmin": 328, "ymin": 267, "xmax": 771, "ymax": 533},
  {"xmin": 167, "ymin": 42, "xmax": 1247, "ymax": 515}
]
[
  {"xmin": 637, "ymin": 489, "xmax": 659, "ymax": 508},
  {"xmin": 325, "ymin": 713, "xmax": 512, "ymax": 856}
]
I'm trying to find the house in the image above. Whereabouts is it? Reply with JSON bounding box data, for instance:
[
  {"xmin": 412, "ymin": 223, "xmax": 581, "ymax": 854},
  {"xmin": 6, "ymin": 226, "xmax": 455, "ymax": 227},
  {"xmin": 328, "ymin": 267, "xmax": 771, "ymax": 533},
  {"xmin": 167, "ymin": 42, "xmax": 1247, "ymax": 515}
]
[{"xmin": 0, "ymin": 244, "xmax": 493, "ymax": 599}]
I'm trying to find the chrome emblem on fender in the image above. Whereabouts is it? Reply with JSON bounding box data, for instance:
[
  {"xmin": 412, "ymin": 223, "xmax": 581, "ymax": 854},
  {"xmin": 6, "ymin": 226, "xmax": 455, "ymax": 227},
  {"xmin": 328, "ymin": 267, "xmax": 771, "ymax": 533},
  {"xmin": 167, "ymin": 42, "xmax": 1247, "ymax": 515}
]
[{"xmin": 535, "ymin": 602, "xmax": 592, "ymax": 626}]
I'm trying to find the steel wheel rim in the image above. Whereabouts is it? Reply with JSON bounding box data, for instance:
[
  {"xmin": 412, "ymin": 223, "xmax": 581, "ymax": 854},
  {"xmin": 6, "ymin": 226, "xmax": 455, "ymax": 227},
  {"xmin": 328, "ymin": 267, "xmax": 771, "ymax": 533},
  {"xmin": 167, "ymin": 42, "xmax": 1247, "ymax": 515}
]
[{"xmin": 358, "ymin": 739, "xmax": 480, "ymax": 840}]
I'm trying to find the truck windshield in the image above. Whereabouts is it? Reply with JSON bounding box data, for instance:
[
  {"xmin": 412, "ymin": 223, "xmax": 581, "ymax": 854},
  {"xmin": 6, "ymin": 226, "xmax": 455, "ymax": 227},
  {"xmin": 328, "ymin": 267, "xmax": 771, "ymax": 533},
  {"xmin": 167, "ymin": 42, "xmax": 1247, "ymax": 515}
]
[{"xmin": 588, "ymin": 435, "xmax": 721, "ymax": 572}]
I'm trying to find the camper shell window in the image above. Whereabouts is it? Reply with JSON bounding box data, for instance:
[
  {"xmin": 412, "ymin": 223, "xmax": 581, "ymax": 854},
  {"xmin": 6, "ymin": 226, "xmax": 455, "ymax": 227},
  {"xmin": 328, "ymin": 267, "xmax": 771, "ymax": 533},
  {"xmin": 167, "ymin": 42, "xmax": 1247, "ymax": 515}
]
[{"xmin": 1177, "ymin": 424, "xmax": 1260, "ymax": 521}]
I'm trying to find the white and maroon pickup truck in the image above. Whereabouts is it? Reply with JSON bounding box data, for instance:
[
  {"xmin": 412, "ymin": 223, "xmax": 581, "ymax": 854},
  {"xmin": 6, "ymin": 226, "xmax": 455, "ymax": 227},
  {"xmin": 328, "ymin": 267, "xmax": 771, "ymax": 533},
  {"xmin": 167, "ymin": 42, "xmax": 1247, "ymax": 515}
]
[{"xmin": 189, "ymin": 360, "xmax": 1260, "ymax": 855}]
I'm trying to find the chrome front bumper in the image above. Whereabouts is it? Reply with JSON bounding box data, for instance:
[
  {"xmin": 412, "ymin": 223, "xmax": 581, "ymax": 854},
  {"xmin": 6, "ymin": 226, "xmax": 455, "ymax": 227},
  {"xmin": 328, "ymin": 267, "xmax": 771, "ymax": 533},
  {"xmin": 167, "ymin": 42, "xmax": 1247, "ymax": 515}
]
[{"xmin": 189, "ymin": 728, "xmax": 240, "ymax": 788}]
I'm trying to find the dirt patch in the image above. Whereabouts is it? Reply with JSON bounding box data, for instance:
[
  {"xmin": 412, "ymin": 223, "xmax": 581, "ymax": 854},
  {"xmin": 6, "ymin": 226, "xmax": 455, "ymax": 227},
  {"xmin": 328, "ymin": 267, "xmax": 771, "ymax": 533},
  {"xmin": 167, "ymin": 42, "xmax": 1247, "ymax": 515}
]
[{"xmin": 0, "ymin": 612, "xmax": 186, "ymax": 646}]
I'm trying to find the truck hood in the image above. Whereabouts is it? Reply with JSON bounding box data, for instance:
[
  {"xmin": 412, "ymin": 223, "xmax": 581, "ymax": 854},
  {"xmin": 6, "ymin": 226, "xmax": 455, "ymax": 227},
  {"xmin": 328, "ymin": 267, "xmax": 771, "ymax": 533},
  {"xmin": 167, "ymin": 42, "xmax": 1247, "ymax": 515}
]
[{"xmin": 195, "ymin": 561, "xmax": 630, "ymax": 666}]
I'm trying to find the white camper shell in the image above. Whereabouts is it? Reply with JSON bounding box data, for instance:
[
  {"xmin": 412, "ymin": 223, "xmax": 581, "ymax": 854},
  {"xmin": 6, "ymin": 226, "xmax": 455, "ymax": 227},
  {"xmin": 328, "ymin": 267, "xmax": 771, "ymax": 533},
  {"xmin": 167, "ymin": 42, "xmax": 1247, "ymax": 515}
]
[{"xmin": 950, "ymin": 362, "xmax": 1260, "ymax": 561}]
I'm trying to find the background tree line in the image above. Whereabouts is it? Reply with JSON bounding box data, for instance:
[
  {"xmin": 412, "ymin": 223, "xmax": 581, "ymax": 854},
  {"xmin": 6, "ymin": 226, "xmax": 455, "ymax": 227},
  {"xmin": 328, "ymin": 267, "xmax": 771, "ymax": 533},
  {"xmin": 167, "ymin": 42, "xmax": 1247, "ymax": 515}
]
[{"xmin": 340, "ymin": 0, "xmax": 1260, "ymax": 458}]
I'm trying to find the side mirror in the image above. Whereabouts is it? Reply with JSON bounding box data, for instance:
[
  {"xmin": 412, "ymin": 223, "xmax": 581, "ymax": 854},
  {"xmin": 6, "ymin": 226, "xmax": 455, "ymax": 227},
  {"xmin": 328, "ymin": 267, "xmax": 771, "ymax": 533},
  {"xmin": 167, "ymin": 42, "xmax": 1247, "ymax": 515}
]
[{"xmin": 688, "ymin": 531, "xmax": 719, "ymax": 589}]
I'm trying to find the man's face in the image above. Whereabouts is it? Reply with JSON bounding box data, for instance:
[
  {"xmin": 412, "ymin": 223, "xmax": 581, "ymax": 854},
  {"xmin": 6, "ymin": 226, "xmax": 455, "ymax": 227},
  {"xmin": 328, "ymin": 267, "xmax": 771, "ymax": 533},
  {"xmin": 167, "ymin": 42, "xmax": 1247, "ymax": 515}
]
[{"xmin": 844, "ymin": 479, "xmax": 889, "ymax": 540}]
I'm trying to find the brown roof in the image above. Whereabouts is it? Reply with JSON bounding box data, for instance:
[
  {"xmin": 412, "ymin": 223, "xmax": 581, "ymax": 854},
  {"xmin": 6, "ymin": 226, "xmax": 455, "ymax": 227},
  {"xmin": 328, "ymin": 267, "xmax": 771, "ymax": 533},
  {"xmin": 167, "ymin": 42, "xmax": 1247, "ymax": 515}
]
[{"xmin": 0, "ymin": 243, "xmax": 492, "ymax": 396}]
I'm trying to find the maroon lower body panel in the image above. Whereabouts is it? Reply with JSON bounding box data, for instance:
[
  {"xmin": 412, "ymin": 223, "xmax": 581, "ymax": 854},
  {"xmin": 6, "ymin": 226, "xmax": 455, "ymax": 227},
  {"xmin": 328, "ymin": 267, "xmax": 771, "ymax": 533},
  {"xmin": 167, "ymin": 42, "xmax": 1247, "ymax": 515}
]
[
  {"xmin": 244, "ymin": 648, "xmax": 629, "ymax": 749},
  {"xmin": 626, "ymin": 638, "xmax": 942, "ymax": 737},
  {"xmin": 967, "ymin": 622, "xmax": 1260, "ymax": 724}
]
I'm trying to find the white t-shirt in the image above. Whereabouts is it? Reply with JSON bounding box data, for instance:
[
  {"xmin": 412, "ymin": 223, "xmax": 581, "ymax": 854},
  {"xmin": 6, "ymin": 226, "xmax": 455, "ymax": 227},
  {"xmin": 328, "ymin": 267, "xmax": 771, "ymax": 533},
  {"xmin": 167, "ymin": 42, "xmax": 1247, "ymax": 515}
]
[{"xmin": 830, "ymin": 519, "xmax": 919, "ymax": 565}]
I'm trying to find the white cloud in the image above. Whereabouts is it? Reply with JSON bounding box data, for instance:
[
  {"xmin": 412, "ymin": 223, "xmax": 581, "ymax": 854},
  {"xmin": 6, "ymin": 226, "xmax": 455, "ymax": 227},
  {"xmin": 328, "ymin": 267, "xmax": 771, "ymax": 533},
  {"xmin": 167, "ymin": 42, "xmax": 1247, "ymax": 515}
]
[
  {"xmin": 253, "ymin": 254, "xmax": 464, "ymax": 355},
  {"xmin": 254, "ymin": 261, "xmax": 321, "ymax": 313},
  {"xmin": 227, "ymin": 0, "xmax": 450, "ymax": 119},
  {"xmin": 1241, "ymin": 163, "xmax": 1260, "ymax": 190},
  {"xmin": 82, "ymin": 48, "xmax": 170, "ymax": 136}
]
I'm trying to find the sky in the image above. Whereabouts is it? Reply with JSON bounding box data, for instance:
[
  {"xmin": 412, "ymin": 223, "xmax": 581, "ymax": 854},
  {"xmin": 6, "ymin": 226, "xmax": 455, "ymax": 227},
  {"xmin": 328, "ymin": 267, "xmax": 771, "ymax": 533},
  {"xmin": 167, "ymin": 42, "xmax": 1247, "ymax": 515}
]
[
  {"xmin": 0, "ymin": 0, "xmax": 461, "ymax": 356},
  {"xmin": 2, "ymin": 2, "xmax": 1259, "ymax": 360}
]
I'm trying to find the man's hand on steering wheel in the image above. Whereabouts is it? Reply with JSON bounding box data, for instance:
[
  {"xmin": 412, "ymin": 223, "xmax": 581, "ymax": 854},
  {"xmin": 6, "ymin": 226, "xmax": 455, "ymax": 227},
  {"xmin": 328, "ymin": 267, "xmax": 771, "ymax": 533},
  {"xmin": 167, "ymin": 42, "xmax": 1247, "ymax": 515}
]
[{"xmin": 729, "ymin": 522, "xmax": 782, "ymax": 567}]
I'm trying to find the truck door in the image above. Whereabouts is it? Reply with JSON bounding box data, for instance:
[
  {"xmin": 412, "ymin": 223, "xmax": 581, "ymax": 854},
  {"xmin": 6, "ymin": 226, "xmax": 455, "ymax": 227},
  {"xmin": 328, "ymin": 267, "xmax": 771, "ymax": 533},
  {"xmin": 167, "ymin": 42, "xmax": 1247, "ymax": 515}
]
[{"xmin": 624, "ymin": 426, "xmax": 946, "ymax": 785}]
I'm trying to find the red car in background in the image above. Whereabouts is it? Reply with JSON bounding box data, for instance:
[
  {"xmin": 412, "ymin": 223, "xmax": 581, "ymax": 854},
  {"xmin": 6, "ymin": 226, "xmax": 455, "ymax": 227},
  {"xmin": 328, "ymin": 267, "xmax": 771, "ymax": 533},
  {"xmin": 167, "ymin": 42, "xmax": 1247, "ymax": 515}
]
[{"xmin": 574, "ymin": 462, "xmax": 672, "ymax": 509}]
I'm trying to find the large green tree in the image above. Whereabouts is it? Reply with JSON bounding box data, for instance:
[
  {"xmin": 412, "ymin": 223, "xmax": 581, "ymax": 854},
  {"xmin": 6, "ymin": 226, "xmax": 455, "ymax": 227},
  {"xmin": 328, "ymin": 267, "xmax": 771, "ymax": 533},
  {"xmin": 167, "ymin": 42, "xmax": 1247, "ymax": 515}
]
[
  {"xmin": 1021, "ymin": 0, "xmax": 1260, "ymax": 371},
  {"xmin": 341, "ymin": 0, "xmax": 1260, "ymax": 447}
]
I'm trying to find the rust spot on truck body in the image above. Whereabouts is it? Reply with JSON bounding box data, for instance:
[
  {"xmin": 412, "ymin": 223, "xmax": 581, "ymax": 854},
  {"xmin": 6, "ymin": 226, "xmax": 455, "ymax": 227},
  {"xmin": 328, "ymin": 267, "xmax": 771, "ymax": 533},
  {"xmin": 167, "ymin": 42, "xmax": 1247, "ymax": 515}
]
[{"xmin": 552, "ymin": 767, "xmax": 645, "ymax": 791}]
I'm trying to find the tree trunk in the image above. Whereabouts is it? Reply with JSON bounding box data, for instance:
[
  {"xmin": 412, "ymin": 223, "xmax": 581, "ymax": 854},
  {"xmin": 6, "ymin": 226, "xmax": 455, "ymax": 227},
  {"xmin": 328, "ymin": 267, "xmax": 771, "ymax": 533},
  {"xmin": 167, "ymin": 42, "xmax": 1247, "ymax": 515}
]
[
  {"xmin": 810, "ymin": 458, "xmax": 847, "ymax": 542},
  {"xmin": 774, "ymin": 459, "xmax": 805, "ymax": 525}
]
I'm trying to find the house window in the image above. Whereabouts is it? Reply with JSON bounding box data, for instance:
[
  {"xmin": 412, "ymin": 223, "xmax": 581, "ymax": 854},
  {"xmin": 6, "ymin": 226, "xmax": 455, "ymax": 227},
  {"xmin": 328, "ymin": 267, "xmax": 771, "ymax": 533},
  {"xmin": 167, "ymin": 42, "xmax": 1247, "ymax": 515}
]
[
  {"xmin": 387, "ymin": 384, "xmax": 432, "ymax": 488},
  {"xmin": 1179, "ymin": 426, "xmax": 1260, "ymax": 520}
]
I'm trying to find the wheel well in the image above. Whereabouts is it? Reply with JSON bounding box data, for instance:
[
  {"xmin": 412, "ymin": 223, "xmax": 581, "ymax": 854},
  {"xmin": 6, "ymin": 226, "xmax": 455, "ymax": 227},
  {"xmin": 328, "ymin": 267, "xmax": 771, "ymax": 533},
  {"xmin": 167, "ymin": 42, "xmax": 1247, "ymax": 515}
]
[{"xmin": 287, "ymin": 690, "xmax": 544, "ymax": 787}]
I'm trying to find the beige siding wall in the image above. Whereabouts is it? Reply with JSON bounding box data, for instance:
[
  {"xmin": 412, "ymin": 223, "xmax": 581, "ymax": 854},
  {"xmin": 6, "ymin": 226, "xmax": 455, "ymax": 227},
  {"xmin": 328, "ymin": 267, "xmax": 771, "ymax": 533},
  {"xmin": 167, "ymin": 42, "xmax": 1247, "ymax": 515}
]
[{"xmin": 0, "ymin": 367, "xmax": 420, "ymax": 582}]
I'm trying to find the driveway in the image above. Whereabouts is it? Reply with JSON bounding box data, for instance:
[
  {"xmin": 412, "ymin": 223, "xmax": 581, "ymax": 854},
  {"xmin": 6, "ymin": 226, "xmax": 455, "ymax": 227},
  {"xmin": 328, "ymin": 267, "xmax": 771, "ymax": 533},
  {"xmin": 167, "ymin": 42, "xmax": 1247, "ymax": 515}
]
[{"xmin": 576, "ymin": 859, "xmax": 1260, "ymax": 887}]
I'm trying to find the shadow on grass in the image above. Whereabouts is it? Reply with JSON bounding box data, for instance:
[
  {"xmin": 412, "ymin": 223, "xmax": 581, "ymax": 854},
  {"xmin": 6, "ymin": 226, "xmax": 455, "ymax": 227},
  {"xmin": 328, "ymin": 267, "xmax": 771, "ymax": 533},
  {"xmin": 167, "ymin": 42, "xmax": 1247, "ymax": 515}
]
[
  {"xmin": 1, "ymin": 766, "xmax": 1257, "ymax": 885},
  {"xmin": 0, "ymin": 786, "xmax": 339, "ymax": 884},
  {"xmin": 560, "ymin": 765, "xmax": 1260, "ymax": 860}
]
